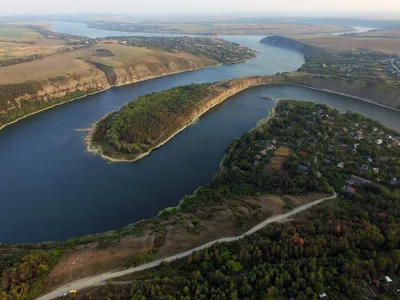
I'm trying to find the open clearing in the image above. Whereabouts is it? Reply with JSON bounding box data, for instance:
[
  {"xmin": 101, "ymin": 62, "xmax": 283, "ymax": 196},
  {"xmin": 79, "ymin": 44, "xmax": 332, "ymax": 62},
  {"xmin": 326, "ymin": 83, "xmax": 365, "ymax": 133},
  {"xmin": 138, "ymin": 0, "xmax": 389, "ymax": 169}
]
[
  {"xmin": 292, "ymin": 34, "xmax": 400, "ymax": 54},
  {"xmin": 0, "ymin": 25, "xmax": 71, "ymax": 62},
  {"xmin": 265, "ymin": 146, "xmax": 291, "ymax": 171},
  {"xmin": 0, "ymin": 43, "xmax": 216, "ymax": 84},
  {"xmin": 0, "ymin": 26, "xmax": 44, "ymax": 42}
]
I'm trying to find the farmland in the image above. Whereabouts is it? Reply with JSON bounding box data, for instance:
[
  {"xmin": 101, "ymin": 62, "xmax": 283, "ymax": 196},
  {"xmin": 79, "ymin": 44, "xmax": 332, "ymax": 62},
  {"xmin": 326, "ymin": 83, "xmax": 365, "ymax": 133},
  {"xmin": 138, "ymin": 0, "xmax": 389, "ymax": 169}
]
[{"xmin": 87, "ymin": 20, "xmax": 351, "ymax": 36}]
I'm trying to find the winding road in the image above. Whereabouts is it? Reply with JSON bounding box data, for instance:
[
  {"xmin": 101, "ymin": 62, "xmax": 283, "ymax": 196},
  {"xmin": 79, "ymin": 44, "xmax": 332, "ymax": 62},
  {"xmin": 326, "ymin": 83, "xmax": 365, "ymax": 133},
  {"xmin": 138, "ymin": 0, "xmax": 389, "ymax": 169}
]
[{"xmin": 37, "ymin": 192, "xmax": 337, "ymax": 300}]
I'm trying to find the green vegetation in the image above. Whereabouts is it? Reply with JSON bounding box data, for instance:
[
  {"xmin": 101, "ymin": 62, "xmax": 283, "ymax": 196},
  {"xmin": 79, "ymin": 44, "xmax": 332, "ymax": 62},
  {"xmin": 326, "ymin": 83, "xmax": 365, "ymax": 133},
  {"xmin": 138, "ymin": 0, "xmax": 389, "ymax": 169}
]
[
  {"xmin": 80, "ymin": 100, "xmax": 400, "ymax": 300},
  {"xmin": 0, "ymin": 250, "xmax": 61, "ymax": 300},
  {"xmin": 97, "ymin": 84, "xmax": 213, "ymax": 155},
  {"xmin": 95, "ymin": 48, "xmax": 114, "ymax": 57},
  {"xmin": 98, "ymin": 36, "xmax": 257, "ymax": 64}
]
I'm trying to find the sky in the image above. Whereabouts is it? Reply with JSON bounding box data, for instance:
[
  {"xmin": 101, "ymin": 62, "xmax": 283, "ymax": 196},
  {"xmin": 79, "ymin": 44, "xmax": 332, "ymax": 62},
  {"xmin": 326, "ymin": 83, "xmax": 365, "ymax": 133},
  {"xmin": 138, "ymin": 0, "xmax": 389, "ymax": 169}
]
[{"xmin": 3, "ymin": 0, "xmax": 400, "ymax": 16}]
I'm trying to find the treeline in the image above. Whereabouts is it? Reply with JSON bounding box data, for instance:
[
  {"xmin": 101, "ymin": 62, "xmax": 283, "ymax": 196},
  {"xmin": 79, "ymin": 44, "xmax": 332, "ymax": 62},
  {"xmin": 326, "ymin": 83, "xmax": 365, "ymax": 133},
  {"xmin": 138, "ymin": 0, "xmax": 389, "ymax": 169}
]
[
  {"xmin": 101, "ymin": 84, "xmax": 213, "ymax": 154},
  {"xmin": 0, "ymin": 250, "xmax": 61, "ymax": 300},
  {"xmin": 92, "ymin": 184, "xmax": 400, "ymax": 299},
  {"xmin": 260, "ymin": 35, "xmax": 324, "ymax": 57}
]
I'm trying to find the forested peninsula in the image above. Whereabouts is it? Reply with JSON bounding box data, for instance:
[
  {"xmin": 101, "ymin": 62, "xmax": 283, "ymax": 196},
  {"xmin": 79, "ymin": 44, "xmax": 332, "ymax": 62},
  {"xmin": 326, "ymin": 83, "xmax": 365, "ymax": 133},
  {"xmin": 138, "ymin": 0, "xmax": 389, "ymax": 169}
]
[{"xmin": 86, "ymin": 76, "xmax": 283, "ymax": 162}]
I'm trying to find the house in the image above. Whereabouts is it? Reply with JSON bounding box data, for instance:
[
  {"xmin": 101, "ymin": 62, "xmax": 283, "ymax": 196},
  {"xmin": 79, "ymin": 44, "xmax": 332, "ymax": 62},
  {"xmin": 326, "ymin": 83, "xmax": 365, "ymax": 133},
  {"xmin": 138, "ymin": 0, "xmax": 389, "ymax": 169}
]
[
  {"xmin": 386, "ymin": 134, "xmax": 392, "ymax": 139},
  {"xmin": 337, "ymin": 162, "xmax": 344, "ymax": 168},
  {"xmin": 255, "ymin": 155, "xmax": 261, "ymax": 160},
  {"xmin": 272, "ymin": 139, "xmax": 277, "ymax": 145},
  {"xmin": 253, "ymin": 160, "xmax": 259, "ymax": 166},
  {"xmin": 366, "ymin": 157, "xmax": 373, "ymax": 163},
  {"xmin": 376, "ymin": 139, "xmax": 383, "ymax": 145},
  {"xmin": 319, "ymin": 292, "xmax": 327, "ymax": 298},
  {"xmin": 345, "ymin": 186, "xmax": 357, "ymax": 194},
  {"xmin": 266, "ymin": 144, "xmax": 274, "ymax": 151},
  {"xmin": 260, "ymin": 150, "xmax": 267, "ymax": 156},
  {"xmin": 391, "ymin": 177, "xmax": 398, "ymax": 184},
  {"xmin": 349, "ymin": 175, "xmax": 371, "ymax": 185},
  {"xmin": 373, "ymin": 279, "xmax": 380, "ymax": 286},
  {"xmin": 343, "ymin": 127, "xmax": 349, "ymax": 133},
  {"xmin": 385, "ymin": 276, "xmax": 393, "ymax": 284},
  {"xmin": 299, "ymin": 150, "xmax": 308, "ymax": 156},
  {"xmin": 373, "ymin": 167, "xmax": 379, "ymax": 174}
]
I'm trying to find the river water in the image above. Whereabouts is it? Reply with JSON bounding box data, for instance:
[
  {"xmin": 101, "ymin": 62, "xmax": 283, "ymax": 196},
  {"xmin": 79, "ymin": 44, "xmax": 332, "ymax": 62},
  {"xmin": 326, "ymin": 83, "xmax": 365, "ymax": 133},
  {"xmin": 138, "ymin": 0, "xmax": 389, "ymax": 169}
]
[{"xmin": 1, "ymin": 23, "xmax": 399, "ymax": 243}]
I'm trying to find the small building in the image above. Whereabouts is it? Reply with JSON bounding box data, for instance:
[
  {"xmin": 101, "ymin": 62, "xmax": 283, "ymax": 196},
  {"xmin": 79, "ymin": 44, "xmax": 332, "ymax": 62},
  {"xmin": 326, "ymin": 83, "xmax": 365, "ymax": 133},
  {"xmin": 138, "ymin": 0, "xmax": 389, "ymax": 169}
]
[
  {"xmin": 337, "ymin": 162, "xmax": 344, "ymax": 168},
  {"xmin": 299, "ymin": 150, "xmax": 308, "ymax": 156},
  {"xmin": 385, "ymin": 276, "xmax": 393, "ymax": 284},
  {"xmin": 266, "ymin": 144, "xmax": 274, "ymax": 151},
  {"xmin": 319, "ymin": 292, "xmax": 327, "ymax": 298},
  {"xmin": 345, "ymin": 186, "xmax": 357, "ymax": 194},
  {"xmin": 366, "ymin": 157, "xmax": 373, "ymax": 163},
  {"xmin": 255, "ymin": 155, "xmax": 261, "ymax": 160},
  {"xmin": 392, "ymin": 177, "xmax": 398, "ymax": 184},
  {"xmin": 373, "ymin": 167, "xmax": 379, "ymax": 174},
  {"xmin": 253, "ymin": 160, "xmax": 259, "ymax": 166},
  {"xmin": 260, "ymin": 150, "xmax": 267, "ymax": 156},
  {"xmin": 376, "ymin": 139, "xmax": 383, "ymax": 145}
]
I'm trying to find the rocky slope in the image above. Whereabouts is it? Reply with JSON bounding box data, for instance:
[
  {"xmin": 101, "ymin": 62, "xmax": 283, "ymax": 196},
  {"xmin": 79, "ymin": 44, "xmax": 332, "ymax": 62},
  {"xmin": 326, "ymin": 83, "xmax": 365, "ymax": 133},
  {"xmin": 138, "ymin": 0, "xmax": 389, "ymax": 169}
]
[
  {"xmin": 285, "ymin": 73, "xmax": 400, "ymax": 109},
  {"xmin": 0, "ymin": 56, "xmax": 216, "ymax": 129}
]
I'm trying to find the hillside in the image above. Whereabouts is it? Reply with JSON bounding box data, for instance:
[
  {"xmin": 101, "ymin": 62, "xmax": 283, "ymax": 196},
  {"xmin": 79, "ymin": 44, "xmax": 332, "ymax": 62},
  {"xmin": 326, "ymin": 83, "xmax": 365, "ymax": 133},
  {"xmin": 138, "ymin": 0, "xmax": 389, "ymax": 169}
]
[
  {"xmin": 87, "ymin": 76, "xmax": 283, "ymax": 162},
  {"xmin": 3, "ymin": 100, "xmax": 400, "ymax": 300},
  {"xmin": 0, "ymin": 34, "xmax": 255, "ymax": 129}
]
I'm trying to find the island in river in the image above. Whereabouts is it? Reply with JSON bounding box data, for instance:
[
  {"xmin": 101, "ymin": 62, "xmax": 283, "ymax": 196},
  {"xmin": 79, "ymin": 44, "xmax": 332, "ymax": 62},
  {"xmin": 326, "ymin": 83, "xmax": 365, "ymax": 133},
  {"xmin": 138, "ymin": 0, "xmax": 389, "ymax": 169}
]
[{"xmin": 3, "ymin": 100, "xmax": 400, "ymax": 300}]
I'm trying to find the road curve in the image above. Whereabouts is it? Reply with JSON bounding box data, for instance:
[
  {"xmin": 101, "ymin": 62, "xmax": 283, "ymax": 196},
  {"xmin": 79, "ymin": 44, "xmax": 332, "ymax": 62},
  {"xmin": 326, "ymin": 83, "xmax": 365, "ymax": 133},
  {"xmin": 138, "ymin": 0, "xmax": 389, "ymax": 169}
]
[{"xmin": 37, "ymin": 192, "xmax": 337, "ymax": 300}]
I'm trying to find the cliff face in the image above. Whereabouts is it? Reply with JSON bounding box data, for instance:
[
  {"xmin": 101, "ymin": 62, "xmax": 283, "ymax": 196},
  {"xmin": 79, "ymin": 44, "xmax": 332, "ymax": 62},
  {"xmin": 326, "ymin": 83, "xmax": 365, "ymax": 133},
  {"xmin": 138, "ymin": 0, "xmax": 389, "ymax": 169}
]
[
  {"xmin": 286, "ymin": 73, "xmax": 400, "ymax": 109},
  {"xmin": 260, "ymin": 36, "xmax": 322, "ymax": 57},
  {"xmin": 112, "ymin": 59, "xmax": 215, "ymax": 86},
  {"xmin": 154, "ymin": 76, "xmax": 284, "ymax": 146},
  {"xmin": 0, "ymin": 58, "xmax": 217, "ymax": 129},
  {"xmin": 0, "ymin": 66, "xmax": 110, "ymax": 128}
]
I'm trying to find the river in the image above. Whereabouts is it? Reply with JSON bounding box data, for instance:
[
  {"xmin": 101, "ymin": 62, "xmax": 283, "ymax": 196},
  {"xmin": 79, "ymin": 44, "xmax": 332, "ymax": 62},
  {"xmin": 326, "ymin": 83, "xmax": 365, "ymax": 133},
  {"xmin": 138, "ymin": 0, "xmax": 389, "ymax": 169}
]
[{"xmin": 1, "ymin": 23, "xmax": 399, "ymax": 243}]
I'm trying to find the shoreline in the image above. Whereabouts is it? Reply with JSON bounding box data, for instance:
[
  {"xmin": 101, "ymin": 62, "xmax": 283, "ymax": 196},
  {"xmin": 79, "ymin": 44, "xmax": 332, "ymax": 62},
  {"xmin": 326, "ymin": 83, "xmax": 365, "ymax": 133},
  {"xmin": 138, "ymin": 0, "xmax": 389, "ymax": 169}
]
[
  {"xmin": 86, "ymin": 78, "xmax": 400, "ymax": 163},
  {"xmin": 0, "ymin": 62, "xmax": 226, "ymax": 133},
  {"xmin": 85, "ymin": 81, "xmax": 271, "ymax": 163},
  {"xmin": 284, "ymin": 83, "xmax": 400, "ymax": 113}
]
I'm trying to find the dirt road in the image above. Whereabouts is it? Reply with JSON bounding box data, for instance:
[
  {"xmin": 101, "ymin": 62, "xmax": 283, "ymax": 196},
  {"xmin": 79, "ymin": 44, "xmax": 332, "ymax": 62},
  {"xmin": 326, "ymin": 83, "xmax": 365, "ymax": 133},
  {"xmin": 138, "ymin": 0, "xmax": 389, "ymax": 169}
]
[{"xmin": 37, "ymin": 192, "xmax": 337, "ymax": 300}]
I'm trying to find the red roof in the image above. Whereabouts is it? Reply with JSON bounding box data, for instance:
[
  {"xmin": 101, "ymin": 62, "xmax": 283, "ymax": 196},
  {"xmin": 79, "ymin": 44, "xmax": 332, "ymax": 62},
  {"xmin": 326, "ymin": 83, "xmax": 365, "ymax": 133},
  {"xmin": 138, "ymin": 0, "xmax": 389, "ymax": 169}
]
[
  {"xmin": 347, "ymin": 187, "xmax": 357, "ymax": 193},
  {"xmin": 299, "ymin": 150, "xmax": 308, "ymax": 156}
]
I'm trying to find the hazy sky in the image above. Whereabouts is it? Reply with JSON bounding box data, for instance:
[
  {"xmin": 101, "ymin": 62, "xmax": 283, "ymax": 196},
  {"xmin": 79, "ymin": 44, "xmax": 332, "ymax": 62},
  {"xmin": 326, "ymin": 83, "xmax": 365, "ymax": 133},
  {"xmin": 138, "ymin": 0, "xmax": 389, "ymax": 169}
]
[{"xmin": 3, "ymin": 0, "xmax": 400, "ymax": 16}]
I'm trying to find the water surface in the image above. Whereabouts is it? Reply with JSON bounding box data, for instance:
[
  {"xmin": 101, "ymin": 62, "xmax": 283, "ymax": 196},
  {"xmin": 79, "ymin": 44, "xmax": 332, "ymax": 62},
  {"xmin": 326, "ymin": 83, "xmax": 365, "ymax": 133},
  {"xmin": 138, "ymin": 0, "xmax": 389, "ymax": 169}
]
[{"xmin": 1, "ymin": 24, "xmax": 399, "ymax": 244}]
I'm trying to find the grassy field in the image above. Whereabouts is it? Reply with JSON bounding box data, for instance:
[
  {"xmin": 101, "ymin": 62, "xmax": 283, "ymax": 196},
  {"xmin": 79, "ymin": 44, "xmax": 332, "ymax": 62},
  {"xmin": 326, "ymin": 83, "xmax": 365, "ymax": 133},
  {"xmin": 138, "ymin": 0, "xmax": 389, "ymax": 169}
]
[
  {"xmin": 0, "ymin": 26, "xmax": 44, "ymax": 41},
  {"xmin": 291, "ymin": 34, "xmax": 400, "ymax": 54},
  {"xmin": 0, "ymin": 25, "xmax": 70, "ymax": 62},
  {"xmin": 358, "ymin": 28, "xmax": 400, "ymax": 39},
  {"xmin": 0, "ymin": 43, "xmax": 216, "ymax": 84},
  {"xmin": 88, "ymin": 21, "xmax": 351, "ymax": 36}
]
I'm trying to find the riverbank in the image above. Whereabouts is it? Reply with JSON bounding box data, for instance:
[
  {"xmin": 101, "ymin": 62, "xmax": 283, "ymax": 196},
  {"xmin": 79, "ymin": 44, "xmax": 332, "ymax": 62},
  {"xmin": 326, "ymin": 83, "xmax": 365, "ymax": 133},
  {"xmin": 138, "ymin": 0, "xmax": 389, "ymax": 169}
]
[
  {"xmin": 86, "ymin": 72, "xmax": 400, "ymax": 163},
  {"xmin": 285, "ymin": 83, "xmax": 400, "ymax": 113},
  {"xmin": 0, "ymin": 62, "xmax": 228, "ymax": 133},
  {"xmin": 85, "ymin": 76, "xmax": 283, "ymax": 163}
]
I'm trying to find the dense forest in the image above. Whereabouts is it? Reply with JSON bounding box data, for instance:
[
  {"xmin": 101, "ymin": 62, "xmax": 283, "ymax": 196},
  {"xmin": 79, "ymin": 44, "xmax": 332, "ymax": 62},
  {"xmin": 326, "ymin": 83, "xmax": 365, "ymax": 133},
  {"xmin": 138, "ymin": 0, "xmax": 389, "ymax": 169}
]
[
  {"xmin": 99, "ymin": 84, "xmax": 213, "ymax": 155},
  {"xmin": 81, "ymin": 101, "xmax": 400, "ymax": 300},
  {"xmin": 2, "ymin": 101, "xmax": 400, "ymax": 300}
]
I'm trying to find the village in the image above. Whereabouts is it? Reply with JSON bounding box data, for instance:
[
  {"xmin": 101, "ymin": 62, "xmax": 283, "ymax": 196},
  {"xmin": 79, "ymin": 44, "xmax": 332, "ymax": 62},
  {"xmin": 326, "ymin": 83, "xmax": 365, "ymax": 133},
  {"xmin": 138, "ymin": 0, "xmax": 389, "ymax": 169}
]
[
  {"xmin": 249, "ymin": 101, "xmax": 400, "ymax": 195},
  {"xmin": 95, "ymin": 35, "xmax": 257, "ymax": 64}
]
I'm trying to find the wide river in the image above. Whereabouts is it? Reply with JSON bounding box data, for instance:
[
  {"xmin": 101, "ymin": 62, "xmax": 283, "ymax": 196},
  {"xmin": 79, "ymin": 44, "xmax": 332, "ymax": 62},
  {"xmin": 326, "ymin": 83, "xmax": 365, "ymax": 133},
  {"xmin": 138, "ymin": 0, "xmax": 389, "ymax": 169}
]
[{"xmin": 1, "ymin": 22, "xmax": 399, "ymax": 243}]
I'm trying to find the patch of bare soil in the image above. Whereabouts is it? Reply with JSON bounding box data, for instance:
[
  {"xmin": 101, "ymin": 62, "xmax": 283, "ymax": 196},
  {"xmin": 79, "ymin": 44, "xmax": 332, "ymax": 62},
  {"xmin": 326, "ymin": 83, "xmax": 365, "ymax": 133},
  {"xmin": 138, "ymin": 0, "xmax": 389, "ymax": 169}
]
[{"xmin": 45, "ymin": 192, "xmax": 328, "ymax": 289}]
